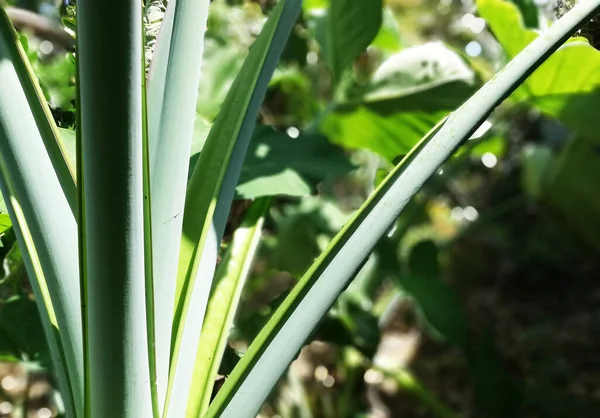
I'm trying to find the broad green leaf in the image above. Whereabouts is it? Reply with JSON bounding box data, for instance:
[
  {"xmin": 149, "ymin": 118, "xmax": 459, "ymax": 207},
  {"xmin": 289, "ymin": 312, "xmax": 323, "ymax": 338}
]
[
  {"xmin": 186, "ymin": 198, "xmax": 270, "ymax": 418},
  {"xmin": 77, "ymin": 1, "xmax": 154, "ymax": 415},
  {"xmin": 511, "ymin": 0, "xmax": 539, "ymax": 27},
  {"xmin": 371, "ymin": 7, "xmax": 402, "ymax": 52},
  {"xmin": 521, "ymin": 143, "xmax": 554, "ymax": 198},
  {"xmin": 321, "ymin": 42, "xmax": 478, "ymax": 161},
  {"xmin": 190, "ymin": 121, "xmax": 351, "ymax": 199},
  {"xmin": 0, "ymin": 295, "xmax": 50, "ymax": 363},
  {"xmin": 468, "ymin": 331, "xmax": 523, "ymax": 418},
  {"xmin": 477, "ymin": 0, "xmax": 537, "ymax": 57},
  {"xmin": 207, "ymin": 2, "xmax": 600, "ymax": 415},
  {"xmin": 0, "ymin": 240, "xmax": 24, "ymax": 287},
  {"xmin": 303, "ymin": 0, "xmax": 328, "ymax": 10},
  {"xmin": 145, "ymin": 0, "xmax": 211, "ymax": 410},
  {"xmin": 0, "ymin": 8, "xmax": 82, "ymax": 417},
  {"xmin": 478, "ymin": 0, "xmax": 600, "ymax": 138},
  {"xmin": 265, "ymin": 196, "xmax": 351, "ymax": 276},
  {"xmin": 315, "ymin": 0, "xmax": 383, "ymax": 82},
  {"xmin": 0, "ymin": 213, "xmax": 10, "ymax": 236},
  {"xmin": 398, "ymin": 240, "xmax": 468, "ymax": 348},
  {"xmin": 165, "ymin": 1, "xmax": 302, "ymax": 416},
  {"xmin": 236, "ymin": 126, "xmax": 355, "ymax": 199},
  {"xmin": 196, "ymin": 43, "xmax": 246, "ymax": 121},
  {"xmin": 478, "ymin": 0, "xmax": 600, "ymax": 251},
  {"xmin": 543, "ymin": 137, "xmax": 600, "ymax": 251}
]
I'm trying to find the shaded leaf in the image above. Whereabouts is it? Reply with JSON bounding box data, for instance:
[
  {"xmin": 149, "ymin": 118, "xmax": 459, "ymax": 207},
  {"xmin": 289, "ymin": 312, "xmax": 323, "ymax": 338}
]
[
  {"xmin": 314, "ymin": 0, "xmax": 383, "ymax": 82},
  {"xmin": 397, "ymin": 240, "xmax": 468, "ymax": 348},
  {"xmin": 468, "ymin": 331, "xmax": 523, "ymax": 418},
  {"xmin": 236, "ymin": 126, "xmax": 355, "ymax": 199},
  {"xmin": 544, "ymin": 138, "xmax": 600, "ymax": 251},
  {"xmin": 0, "ymin": 295, "xmax": 50, "ymax": 363}
]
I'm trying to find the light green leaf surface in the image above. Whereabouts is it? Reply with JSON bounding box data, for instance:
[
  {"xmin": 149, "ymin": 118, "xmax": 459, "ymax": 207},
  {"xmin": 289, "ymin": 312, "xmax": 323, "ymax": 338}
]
[
  {"xmin": 315, "ymin": 0, "xmax": 383, "ymax": 82},
  {"xmin": 478, "ymin": 0, "xmax": 600, "ymax": 138},
  {"xmin": 207, "ymin": 1, "xmax": 600, "ymax": 416},
  {"xmin": 77, "ymin": 0, "xmax": 154, "ymax": 416},
  {"xmin": 145, "ymin": 0, "xmax": 211, "ymax": 410},
  {"xmin": 321, "ymin": 42, "xmax": 478, "ymax": 161},
  {"xmin": 187, "ymin": 198, "xmax": 269, "ymax": 418},
  {"xmin": 478, "ymin": 0, "xmax": 600, "ymax": 251},
  {"xmin": 190, "ymin": 121, "xmax": 353, "ymax": 199},
  {"xmin": 236, "ymin": 126, "xmax": 355, "ymax": 199},
  {"xmin": 0, "ymin": 8, "xmax": 81, "ymax": 417},
  {"xmin": 164, "ymin": 1, "xmax": 302, "ymax": 416},
  {"xmin": 0, "ymin": 213, "xmax": 11, "ymax": 236}
]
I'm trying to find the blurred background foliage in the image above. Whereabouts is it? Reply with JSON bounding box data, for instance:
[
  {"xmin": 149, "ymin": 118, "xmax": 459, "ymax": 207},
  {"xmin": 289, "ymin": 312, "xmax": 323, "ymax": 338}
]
[{"xmin": 1, "ymin": 0, "xmax": 600, "ymax": 417}]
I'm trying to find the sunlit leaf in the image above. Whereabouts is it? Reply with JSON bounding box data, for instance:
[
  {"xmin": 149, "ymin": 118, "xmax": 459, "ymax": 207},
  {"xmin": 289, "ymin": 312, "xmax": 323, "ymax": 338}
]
[
  {"xmin": 236, "ymin": 126, "xmax": 355, "ymax": 199},
  {"xmin": 322, "ymin": 42, "xmax": 478, "ymax": 160}
]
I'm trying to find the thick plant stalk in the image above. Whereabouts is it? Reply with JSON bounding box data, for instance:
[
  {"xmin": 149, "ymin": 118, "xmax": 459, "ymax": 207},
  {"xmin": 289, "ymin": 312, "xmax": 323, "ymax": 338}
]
[
  {"xmin": 77, "ymin": 1, "xmax": 155, "ymax": 416},
  {"xmin": 206, "ymin": 0, "xmax": 600, "ymax": 416}
]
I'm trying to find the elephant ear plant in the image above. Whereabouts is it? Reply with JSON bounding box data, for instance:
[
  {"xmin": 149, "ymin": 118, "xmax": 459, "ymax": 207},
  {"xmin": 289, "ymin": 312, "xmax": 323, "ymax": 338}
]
[{"xmin": 0, "ymin": 0, "xmax": 599, "ymax": 417}]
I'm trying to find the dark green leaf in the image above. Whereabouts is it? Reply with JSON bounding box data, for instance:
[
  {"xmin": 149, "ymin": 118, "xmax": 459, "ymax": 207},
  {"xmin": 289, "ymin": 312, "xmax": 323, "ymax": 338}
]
[
  {"xmin": 314, "ymin": 0, "xmax": 383, "ymax": 82},
  {"xmin": 396, "ymin": 240, "xmax": 468, "ymax": 348},
  {"xmin": 0, "ymin": 295, "xmax": 50, "ymax": 363},
  {"xmin": 468, "ymin": 331, "xmax": 523, "ymax": 418},
  {"xmin": 543, "ymin": 138, "xmax": 600, "ymax": 251},
  {"xmin": 236, "ymin": 126, "xmax": 355, "ymax": 199}
]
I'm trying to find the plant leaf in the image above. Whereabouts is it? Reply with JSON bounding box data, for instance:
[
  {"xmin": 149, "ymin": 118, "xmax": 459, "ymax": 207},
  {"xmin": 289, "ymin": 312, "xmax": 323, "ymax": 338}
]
[
  {"xmin": 478, "ymin": 0, "xmax": 600, "ymax": 251},
  {"xmin": 145, "ymin": 0, "xmax": 211, "ymax": 410},
  {"xmin": 186, "ymin": 198, "xmax": 269, "ymax": 418},
  {"xmin": 235, "ymin": 125, "xmax": 355, "ymax": 199},
  {"xmin": 0, "ymin": 213, "xmax": 11, "ymax": 236},
  {"xmin": 314, "ymin": 0, "xmax": 383, "ymax": 82},
  {"xmin": 543, "ymin": 137, "xmax": 600, "ymax": 251},
  {"xmin": 0, "ymin": 8, "xmax": 82, "ymax": 417},
  {"xmin": 164, "ymin": 1, "xmax": 302, "ymax": 416},
  {"xmin": 321, "ymin": 42, "xmax": 478, "ymax": 160},
  {"xmin": 0, "ymin": 7, "xmax": 76, "ymax": 212},
  {"xmin": 398, "ymin": 240, "xmax": 468, "ymax": 348},
  {"xmin": 206, "ymin": 1, "xmax": 600, "ymax": 415},
  {"xmin": 77, "ymin": 0, "xmax": 155, "ymax": 415},
  {"xmin": 0, "ymin": 295, "xmax": 51, "ymax": 363},
  {"xmin": 478, "ymin": 0, "xmax": 600, "ymax": 138}
]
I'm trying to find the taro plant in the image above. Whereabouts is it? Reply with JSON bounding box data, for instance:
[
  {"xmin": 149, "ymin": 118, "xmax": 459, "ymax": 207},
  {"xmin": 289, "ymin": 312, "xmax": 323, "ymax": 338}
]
[{"xmin": 0, "ymin": 0, "xmax": 599, "ymax": 417}]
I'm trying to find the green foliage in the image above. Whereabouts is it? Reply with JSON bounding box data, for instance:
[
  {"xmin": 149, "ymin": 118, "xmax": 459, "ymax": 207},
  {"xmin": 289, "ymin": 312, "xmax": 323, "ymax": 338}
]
[
  {"xmin": 2, "ymin": 1, "xmax": 600, "ymax": 417},
  {"xmin": 236, "ymin": 126, "xmax": 355, "ymax": 199},
  {"xmin": 321, "ymin": 42, "xmax": 478, "ymax": 160},
  {"xmin": 0, "ymin": 294, "xmax": 50, "ymax": 364},
  {"xmin": 314, "ymin": 0, "xmax": 383, "ymax": 83},
  {"xmin": 399, "ymin": 240, "xmax": 468, "ymax": 348},
  {"xmin": 479, "ymin": 0, "xmax": 600, "ymax": 251}
]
